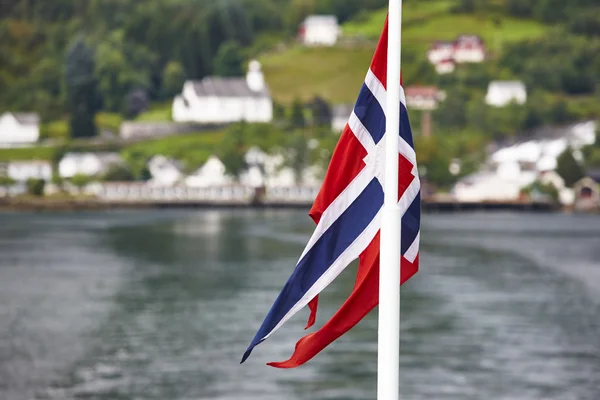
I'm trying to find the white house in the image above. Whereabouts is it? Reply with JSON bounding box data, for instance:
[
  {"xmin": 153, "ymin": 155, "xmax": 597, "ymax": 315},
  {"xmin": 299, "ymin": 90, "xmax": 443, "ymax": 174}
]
[
  {"xmin": 427, "ymin": 35, "xmax": 485, "ymax": 73},
  {"xmin": 331, "ymin": 104, "xmax": 353, "ymax": 132},
  {"xmin": 59, "ymin": 152, "xmax": 122, "ymax": 178},
  {"xmin": 427, "ymin": 41, "xmax": 455, "ymax": 65},
  {"xmin": 405, "ymin": 86, "xmax": 446, "ymax": 111},
  {"xmin": 451, "ymin": 166, "xmax": 537, "ymax": 203},
  {"xmin": 491, "ymin": 138, "xmax": 571, "ymax": 174},
  {"xmin": 172, "ymin": 60, "xmax": 273, "ymax": 124},
  {"xmin": 240, "ymin": 165, "xmax": 265, "ymax": 188},
  {"xmin": 185, "ymin": 156, "xmax": 233, "ymax": 188},
  {"xmin": 453, "ymin": 35, "xmax": 485, "ymax": 63},
  {"xmin": 8, "ymin": 161, "xmax": 52, "ymax": 182},
  {"xmin": 435, "ymin": 59, "xmax": 456, "ymax": 74},
  {"xmin": 147, "ymin": 155, "xmax": 184, "ymax": 187},
  {"xmin": 298, "ymin": 15, "xmax": 340, "ymax": 46},
  {"xmin": 485, "ymin": 81, "xmax": 527, "ymax": 107},
  {"xmin": 0, "ymin": 112, "xmax": 40, "ymax": 147}
]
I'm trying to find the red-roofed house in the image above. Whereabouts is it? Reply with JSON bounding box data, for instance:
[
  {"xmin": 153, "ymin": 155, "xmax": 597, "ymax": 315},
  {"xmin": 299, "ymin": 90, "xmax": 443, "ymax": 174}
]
[
  {"xmin": 405, "ymin": 86, "xmax": 446, "ymax": 111},
  {"xmin": 453, "ymin": 35, "xmax": 485, "ymax": 63},
  {"xmin": 427, "ymin": 35, "xmax": 485, "ymax": 74}
]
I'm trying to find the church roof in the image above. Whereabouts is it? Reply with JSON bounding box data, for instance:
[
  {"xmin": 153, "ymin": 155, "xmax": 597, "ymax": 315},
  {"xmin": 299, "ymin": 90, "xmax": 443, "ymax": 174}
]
[
  {"xmin": 192, "ymin": 77, "xmax": 270, "ymax": 98},
  {"xmin": 4, "ymin": 112, "xmax": 39, "ymax": 126}
]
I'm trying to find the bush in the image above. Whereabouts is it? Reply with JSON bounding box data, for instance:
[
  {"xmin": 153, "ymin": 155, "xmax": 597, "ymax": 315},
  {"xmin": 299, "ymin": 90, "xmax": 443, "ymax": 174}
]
[
  {"xmin": 26, "ymin": 178, "xmax": 45, "ymax": 196},
  {"xmin": 0, "ymin": 176, "xmax": 16, "ymax": 186},
  {"xmin": 522, "ymin": 180, "xmax": 559, "ymax": 202},
  {"xmin": 71, "ymin": 174, "xmax": 92, "ymax": 188},
  {"xmin": 101, "ymin": 165, "xmax": 135, "ymax": 182},
  {"xmin": 40, "ymin": 120, "xmax": 70, "ymax": 140}
]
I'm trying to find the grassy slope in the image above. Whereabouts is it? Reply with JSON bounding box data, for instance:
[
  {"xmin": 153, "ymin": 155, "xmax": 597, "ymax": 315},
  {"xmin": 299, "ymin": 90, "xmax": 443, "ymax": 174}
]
[
  {"xmin": 0, "ymin": 129, "xmax": 223, "ymax": 168},
  {"xmin": 260, "ymin": 45, "xmax": 375, "ymax": 104},
  {"xmin": 263, "ymin": 0, "xmax": 548, "ymax": 104},
  {"xmin": 121, "ymin": 130, "xmax": 224, "ymax": 171},
  {"xmin": 0, "ymin": 146, "xmax": 57, "ymax": 161},
  {"xmin": 343, "ymin": 1, "xmax": 547, "ymax": 52},
  {"xmin": 135, "ymin": 102, "xmax": 173, "ymax": 122}
]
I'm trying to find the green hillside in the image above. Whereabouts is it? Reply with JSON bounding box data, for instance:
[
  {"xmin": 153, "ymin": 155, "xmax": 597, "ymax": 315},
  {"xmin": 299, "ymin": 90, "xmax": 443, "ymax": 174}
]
[
  {"xmin": 260, "ymin": 46, "xmax": 375, "ymax": 104},
  {"xmin": 343, "ymin": 1, "xmax": 547, "ymax": 53},
  {"xmin": 263, "ymin": 0, "xmax": 552, "ymax": 105}
]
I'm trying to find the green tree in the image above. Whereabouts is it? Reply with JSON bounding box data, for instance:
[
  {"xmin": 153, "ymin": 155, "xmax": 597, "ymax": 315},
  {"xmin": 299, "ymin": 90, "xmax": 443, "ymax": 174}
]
[
  {"xmin": 0, "ymin": 176, "xmax": 15, "ymax": 186},
  {"xmin": 433, "ymin": 90, "xmax": 468, "ymax": 129},
  {"xmin": 290, "ymin": 98, "xmax": 306, "ymax": 129},
  {"xmin": 71, "ymin": 173, "xmax": 92, "ymax": 188},
  {"xmin": 284, "ymin": 130, "xmax": 310, "ymax": 184},
  {"xmin": 213, "ymin": 41, "xmax": 245, "ymax": 77},
  {"xmin": 556, "ymin": 148, "xmax": 586, "ymax": 187},
  {"xmin": 217, "ymin": 122, "xmax": 248, "ymax": 178},
  {"xmin": 307, "ymin": 96, "xmax": 331, "ymax": 127},
  {"xmin": 101, "ymin": 165, "xmax": 135, "ymax": 182},
  {"xmin": 535, "ymin": 0, "xmax": 570, "ymax": 23},
  {"xmin": 26, "ymin": 178, "xmax": 45, "ymax": 196},
  {"xmin": 506, "ymin": 0, "xmax": 534, "ymax": 17},
  {"xmin": 94, "ymin": 30, "xmax": 154, "ymax": 112},
  {"xmin": 569, "ymin": 9, "xmax": 600, "ymax": 37},
  {"xmin": 162, "ymin": 61, "xmax": 185, "ymax": 98},
  {"xmin": 65, "ymin": 36, "xmax": 100, "ymax": 138}
]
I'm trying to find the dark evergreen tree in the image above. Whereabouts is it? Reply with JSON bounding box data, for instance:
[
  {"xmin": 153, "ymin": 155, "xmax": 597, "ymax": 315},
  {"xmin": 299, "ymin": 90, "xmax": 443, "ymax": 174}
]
[
  {"xmin": 65, "ymin": 36, "xmax": 100, "ymax": 138},
  {"xmin": 556, "ymin": 148, "xmax": 586, "ymax": 187},
  {"xmin": 290, "ymin": 98, "xmax": 306, "ymax": 129},
  {"xmin": 308, "ymin": 96, "xmax": 332, "ymax": 127}
]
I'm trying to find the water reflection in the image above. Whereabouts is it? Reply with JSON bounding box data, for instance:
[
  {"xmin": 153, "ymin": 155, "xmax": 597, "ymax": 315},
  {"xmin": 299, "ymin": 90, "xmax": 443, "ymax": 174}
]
[{"xmin": 0, "ymin": 211, "xmax": 599, "ymax": 399}]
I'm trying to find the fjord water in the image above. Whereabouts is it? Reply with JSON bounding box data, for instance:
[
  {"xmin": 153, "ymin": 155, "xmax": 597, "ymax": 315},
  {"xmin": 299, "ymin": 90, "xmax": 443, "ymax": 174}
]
[{"xmin": 0, "ymin": 210, "xmax": 599, "ymax": 400}]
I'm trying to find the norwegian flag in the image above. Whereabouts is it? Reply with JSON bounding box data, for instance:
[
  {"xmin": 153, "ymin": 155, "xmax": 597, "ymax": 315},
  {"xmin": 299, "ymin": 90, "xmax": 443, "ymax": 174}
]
[{"xmin": 242, "ymin": 17, "xmax": 420, "ymax": 368}]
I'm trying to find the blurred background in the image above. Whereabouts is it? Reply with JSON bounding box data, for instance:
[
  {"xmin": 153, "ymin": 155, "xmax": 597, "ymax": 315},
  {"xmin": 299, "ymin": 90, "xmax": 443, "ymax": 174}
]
[{"xmin": 0, "ymin": 0, "xmax": 599, "ymax": 399}]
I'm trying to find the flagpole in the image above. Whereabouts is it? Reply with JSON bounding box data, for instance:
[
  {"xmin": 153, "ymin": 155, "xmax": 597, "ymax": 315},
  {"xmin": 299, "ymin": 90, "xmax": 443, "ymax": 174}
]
[{"xmin": 378, "ymin": 0, "xmax": 402, "ymax": 399}]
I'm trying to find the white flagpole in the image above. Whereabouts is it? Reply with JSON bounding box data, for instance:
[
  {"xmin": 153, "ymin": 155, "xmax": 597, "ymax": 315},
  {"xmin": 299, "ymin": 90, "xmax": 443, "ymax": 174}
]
[{"xmin": 378, "ymin": 0, "xmax": 402, "ymax": 399}]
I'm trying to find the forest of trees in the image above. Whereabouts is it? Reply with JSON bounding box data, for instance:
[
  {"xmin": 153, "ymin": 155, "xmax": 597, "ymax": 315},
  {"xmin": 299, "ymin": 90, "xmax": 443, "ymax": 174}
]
[
  {"xmin": 1, "ymin": 0, "xmax": 599, "ymax": 187},
  {"xmin": 0, "ymin": 0, "xmax": 387, "ymax": 128}
]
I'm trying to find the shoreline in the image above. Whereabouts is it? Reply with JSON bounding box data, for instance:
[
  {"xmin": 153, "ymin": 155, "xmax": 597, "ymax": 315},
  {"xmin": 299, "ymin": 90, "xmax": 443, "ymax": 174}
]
[{"xmin": 0, "ymin": 198, "xmax": 561, "ymax": 213}]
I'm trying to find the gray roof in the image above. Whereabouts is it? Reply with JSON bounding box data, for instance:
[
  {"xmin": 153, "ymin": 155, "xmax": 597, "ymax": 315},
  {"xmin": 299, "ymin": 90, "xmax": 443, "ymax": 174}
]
[
  {"xmin": 588, "ymin": 169, "xmax": 600, "ymax": 183},
  {"xmin": 9, "ymin": 112, "xmax": 39, "ymax": 125},
  {"xmin": 192, "ymin": 77, "xmax": 269, "ymax": 98}
]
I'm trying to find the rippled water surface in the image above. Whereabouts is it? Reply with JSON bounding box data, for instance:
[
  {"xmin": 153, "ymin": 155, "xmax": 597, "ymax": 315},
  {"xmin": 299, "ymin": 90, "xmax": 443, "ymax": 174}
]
[{"xmin": 0, "ymin": 210, "xmax": 599, "ymax": 400}]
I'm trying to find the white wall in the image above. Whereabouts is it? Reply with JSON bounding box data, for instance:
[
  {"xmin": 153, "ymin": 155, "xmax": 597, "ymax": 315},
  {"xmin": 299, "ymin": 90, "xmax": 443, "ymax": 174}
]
[
  {"xmin": 8, "ymin": 162, "xmax": 52, "ymax": 182},
  {"xmin": 427, "ymin": 47, "xmax": 453, "ymax": 64},
  {"xmin": 0, "ymin": 114, "xmax": 39, "ymax": 146},
  {"xmin": 406, "ymin": 96, "xmax": 438, "ymax": 110},
  {"xmin": 173, "ymin": 94, "xmax": 272, "ymax": 124},
  {"xmin": 453, "ymin": 48, "xmax": 485, "ymax": 63},
  {"xmin": 486, "ymin": 83, "xmax": 527, "ymax": 107},
  {"xmin": 302, "ymin": 22, "xmax": 339, "ymax": 46},
  {"xmin": 435, "ymin": 62, "xmax": 455, "ymax": 74},
  {"xmin": 59, "ymin": 154, "xmax": 109, "ymax": 178}
]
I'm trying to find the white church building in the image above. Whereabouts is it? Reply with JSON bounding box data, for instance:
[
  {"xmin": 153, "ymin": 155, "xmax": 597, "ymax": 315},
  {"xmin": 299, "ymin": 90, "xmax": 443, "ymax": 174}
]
[{"xmin": 172, "ymin": 60, "xmax": 273, "ymax": 124}]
